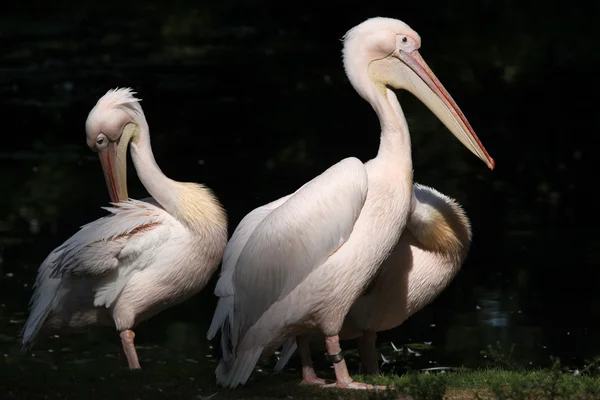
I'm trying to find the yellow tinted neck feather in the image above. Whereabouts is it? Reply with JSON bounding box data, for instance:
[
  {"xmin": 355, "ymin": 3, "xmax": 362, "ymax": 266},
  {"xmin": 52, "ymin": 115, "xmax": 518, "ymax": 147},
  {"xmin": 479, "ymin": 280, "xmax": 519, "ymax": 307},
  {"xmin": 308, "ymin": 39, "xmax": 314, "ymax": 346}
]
[{"xmin": 173, "ymin": 182, "xmax": 227, "ymax": 235}]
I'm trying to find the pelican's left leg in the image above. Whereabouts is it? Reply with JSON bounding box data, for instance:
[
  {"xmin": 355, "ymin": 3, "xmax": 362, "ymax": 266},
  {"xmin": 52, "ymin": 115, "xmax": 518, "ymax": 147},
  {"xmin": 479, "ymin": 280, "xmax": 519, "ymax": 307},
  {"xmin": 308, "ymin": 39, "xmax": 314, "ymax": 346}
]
[
  {"xmin": 297, "ymin": 334, "xmax": 327, "ymax": 385},
  {"xmin": 120, "ymin": 329, "xmax": 141, "ymax": 369},
  {"xmin": 357, "ymin": 330, "xmax": 380, "ymax": 375}
]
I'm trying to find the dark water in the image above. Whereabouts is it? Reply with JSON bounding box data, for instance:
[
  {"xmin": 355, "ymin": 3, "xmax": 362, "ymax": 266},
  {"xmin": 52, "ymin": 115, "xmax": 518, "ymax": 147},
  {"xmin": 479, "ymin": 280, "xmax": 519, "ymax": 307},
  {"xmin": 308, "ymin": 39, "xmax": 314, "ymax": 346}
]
[{"xmin": 1, "ymin": 1, "xmax": 597, "ymax": 374}]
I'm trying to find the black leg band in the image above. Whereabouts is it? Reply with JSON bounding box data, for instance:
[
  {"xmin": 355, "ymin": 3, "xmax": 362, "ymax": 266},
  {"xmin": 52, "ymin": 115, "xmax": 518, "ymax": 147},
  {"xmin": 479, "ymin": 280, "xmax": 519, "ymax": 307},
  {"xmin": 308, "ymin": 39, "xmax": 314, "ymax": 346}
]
[{"xmin": 327, "ymin": 351, "xmax": 344, "ymax": 364}]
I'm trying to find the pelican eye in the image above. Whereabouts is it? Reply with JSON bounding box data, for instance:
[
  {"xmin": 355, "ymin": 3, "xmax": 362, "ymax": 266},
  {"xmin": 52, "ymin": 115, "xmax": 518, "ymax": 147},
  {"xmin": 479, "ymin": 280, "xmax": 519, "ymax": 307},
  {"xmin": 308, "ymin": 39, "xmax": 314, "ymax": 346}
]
[{"xmin": 95, "ymin": 133, "xmax": 109, "ymax": 150}]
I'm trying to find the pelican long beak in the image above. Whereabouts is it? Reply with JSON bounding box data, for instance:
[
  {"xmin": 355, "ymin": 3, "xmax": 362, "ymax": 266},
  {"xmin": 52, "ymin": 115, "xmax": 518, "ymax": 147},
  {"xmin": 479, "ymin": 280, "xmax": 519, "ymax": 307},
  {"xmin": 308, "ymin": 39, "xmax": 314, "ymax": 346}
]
[
  {"xmin": 98, "ymin": 138, "xmax": 129, "ymax": 203},
  {"xmin": 396, "ymin": 49, "xmax": 495, "ymax": 169}
]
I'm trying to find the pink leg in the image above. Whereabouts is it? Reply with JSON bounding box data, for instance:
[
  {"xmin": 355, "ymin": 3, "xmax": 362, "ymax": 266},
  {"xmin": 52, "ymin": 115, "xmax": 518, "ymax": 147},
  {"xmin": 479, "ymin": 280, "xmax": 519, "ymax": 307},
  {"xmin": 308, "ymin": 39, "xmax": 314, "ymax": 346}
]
[
  {"xmin": 357, "ymin": 330, "xmax": 380, "ymax": 375},
  {"xmin": 297, "ymin": 334, "xmax": 327, "ymax": 385},
  {"xmin": 120, "ymin": 329, "xmax": 141, "ymax": 370},
  {"xmin": 323, "ymin": 335, "xmax": 387, "ymax": 390}
]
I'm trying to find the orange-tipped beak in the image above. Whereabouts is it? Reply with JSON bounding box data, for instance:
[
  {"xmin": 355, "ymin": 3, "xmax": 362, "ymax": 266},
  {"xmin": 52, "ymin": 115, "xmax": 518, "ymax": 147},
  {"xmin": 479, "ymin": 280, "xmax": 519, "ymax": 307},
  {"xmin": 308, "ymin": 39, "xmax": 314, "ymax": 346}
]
[{"xmin": 396, "ymin": 49, "xmax": 494, "ymax": 170}]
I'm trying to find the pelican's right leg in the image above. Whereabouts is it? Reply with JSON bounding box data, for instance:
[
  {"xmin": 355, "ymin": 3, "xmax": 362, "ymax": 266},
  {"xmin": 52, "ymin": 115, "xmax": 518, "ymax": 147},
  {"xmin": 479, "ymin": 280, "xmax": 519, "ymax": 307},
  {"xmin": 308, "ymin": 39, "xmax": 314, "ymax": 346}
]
[
  {"xmin": 357, "ymin": 330, "xmax": 380, "ymax": 375},
  {"xmin": 324, "ymin": 335, "xmax": 387, "ymax": 390},
  {"xmin": 298, "ymin": 334, "xmax": 327, "ymax": 385},
  {"xmin": 120, "ymin": 329, "xmax": 141, "ymax": 369}
]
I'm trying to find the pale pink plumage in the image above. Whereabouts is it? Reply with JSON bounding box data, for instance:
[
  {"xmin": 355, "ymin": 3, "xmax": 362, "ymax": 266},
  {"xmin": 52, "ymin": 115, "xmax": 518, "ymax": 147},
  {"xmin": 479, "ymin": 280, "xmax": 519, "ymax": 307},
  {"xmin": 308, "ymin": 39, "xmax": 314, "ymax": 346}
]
[
  {"xmin": 21, "ymin": 89, "xmax": 228, "ymax": 369},
  {"xmin": 208, "ymin": 16, "xmax": 492, "ymax": 390}
]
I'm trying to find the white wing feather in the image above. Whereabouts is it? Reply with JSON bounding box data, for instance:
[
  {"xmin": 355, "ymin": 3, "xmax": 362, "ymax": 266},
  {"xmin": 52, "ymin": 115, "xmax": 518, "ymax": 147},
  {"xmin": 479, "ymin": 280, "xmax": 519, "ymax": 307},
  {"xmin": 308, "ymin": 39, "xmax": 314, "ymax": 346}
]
[
  {"xmin": 21, "ymin": 198, "xmax": 179, "ymax": 350},
  {"xmin": 206, "ymin": 194, "xmax": 292, "ymax": 357},
  {"xmin": 231, "ymin": 157, "xmax": 368, "ymax": 350},
  {"xmin": 50, "ymin": 198, "xmax": 165, "ymax": 276}
]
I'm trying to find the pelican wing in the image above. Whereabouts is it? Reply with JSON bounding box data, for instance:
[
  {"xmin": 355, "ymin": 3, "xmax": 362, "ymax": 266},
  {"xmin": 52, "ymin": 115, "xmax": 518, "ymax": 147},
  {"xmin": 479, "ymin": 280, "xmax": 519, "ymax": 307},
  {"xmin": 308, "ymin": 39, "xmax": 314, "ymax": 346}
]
[
  {"xmin": 232, "ymin": 157, "xmax": 368, "ymax": 347},
  {"xmin": 214, "ymin": 196, "xmax": 293, "ymax": 299},
  {"xmin": 50, "ymin": 198, "xmax": 171, "ymax": 277},
  {"xmin": 207, "ymin": 194, "xmax": 292, "ymax": 344},
  {"xmin": 21, "ymin": 198, "xmax": 179, "ymax": 349}
]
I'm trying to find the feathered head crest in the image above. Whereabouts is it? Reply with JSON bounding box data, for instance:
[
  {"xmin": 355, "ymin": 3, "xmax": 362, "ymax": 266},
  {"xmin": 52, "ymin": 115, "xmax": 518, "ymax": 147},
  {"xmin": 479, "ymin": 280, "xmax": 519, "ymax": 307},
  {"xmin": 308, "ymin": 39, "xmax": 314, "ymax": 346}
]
[{"xmin": 94, "ymin": 87, "xmax": 144, "ymax": 115}]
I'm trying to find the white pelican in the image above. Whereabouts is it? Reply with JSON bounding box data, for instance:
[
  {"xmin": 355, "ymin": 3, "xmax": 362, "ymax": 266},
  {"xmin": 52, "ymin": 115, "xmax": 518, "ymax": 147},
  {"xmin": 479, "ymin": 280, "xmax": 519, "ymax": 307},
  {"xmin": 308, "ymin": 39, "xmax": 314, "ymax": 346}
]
[
  {"xmin": 208, "ymin": 17, "xmax": 494, "ymax": 389},
  {"xmin": 339, "ymin": 184, "xmax": 472, "ymax": 375},
  {"xmin": 299, "ymin": 184, "xmax": 473, "ymax": 376},
  {"xmin": 21, "ymin": 88, "xmax": 228, "ymax": 369}
]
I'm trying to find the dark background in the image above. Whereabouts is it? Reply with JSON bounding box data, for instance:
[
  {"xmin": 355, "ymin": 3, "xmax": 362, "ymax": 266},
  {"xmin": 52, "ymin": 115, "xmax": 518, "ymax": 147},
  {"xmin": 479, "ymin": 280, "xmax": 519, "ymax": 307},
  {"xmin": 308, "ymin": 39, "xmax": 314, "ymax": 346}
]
[{"xmin": 0, "ymin": 0, "xmax": 597, "ymax": 372}]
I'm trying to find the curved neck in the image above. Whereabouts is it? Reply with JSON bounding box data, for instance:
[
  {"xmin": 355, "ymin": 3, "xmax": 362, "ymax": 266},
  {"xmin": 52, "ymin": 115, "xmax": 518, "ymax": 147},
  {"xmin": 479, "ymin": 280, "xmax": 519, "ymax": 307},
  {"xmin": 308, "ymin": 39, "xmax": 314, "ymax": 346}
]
[
  {"xmin": 372, "ymin": 88, "xmax": 412, "ymax": 164},
  {"xmin": 345, "ymin": 52, "xmax": 413, "ymax": 168},
  {"xmin": 129, "ymin": 119, "xmax": 179, "ymax": 214}
]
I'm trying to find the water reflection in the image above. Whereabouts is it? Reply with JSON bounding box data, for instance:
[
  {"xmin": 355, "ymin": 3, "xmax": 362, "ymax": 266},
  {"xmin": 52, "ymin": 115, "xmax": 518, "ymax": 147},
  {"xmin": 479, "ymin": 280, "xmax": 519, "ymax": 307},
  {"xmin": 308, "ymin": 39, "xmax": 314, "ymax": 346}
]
[{"xmin": 477, "ymin": 292, "xmax": 509, "ymax": 328}]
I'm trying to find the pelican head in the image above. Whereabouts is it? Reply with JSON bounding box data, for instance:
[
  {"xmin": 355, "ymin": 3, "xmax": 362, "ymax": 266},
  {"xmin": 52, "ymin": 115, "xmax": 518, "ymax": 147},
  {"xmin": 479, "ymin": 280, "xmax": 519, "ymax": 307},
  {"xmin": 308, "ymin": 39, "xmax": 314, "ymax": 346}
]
[
  {"xmin": 85, "ymin": 88, "xmax": 145, "ymax": 202},
  {"xmin": 343, "ymin": 17, "xmax": 494, "ymax": 169}
]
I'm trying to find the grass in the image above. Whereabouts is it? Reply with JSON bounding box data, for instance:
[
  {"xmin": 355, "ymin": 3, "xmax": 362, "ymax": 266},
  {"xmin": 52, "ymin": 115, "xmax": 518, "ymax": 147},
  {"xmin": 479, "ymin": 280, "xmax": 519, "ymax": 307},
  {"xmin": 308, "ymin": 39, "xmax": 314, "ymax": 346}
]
[
  {"xmin": 3, "ymin": 357, "xmax": 600, "ymax": 400},
  {"xmin": 2, "ymin": 335, "xmax": 600, "ymax": 399}
]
